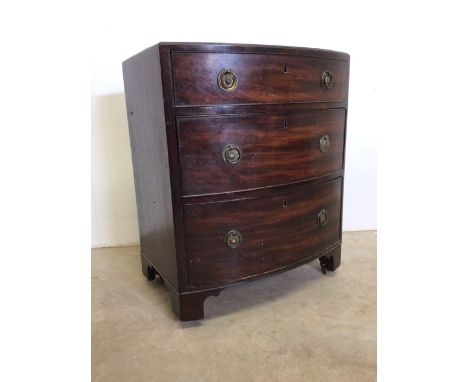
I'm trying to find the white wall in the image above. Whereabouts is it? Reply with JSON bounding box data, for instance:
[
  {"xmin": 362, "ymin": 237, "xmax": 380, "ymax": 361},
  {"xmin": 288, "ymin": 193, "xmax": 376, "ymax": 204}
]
[{"xmin": 91, "ymin": 0, "xmax": 377, "ymax": 247}]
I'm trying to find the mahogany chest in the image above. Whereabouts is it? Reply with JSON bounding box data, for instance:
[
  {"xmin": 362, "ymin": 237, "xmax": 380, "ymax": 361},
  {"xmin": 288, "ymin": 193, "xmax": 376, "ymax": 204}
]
[{"xmin": 122, "ymin": 43, "xmax": 350, "ymax": 320}]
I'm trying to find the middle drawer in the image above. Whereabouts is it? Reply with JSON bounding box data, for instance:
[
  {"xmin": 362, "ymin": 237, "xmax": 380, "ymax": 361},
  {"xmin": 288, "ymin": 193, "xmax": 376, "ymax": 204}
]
[{"xmin": 177, "ymin": 109, "xmax": 346, "ymax": 196}]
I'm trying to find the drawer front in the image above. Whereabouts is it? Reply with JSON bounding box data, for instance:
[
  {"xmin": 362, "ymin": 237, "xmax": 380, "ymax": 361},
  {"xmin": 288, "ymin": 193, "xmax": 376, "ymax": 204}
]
[
  {"xmin": 172, "ymin": 53, "xmax": 349, "ymax": 106},
  {"xmin": 178, "ymin": 109, "xmax": 345, "ymax": 196},
  {"xmin": 184, "ymin": 178, "xmax": 342, "ymax": 287}
]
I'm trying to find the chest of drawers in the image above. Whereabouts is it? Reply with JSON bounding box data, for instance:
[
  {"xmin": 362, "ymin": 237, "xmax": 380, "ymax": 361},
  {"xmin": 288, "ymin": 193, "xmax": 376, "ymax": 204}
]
[{"xmin": 122, "ymin": 43, "xmax": 350, "ymax": 321}]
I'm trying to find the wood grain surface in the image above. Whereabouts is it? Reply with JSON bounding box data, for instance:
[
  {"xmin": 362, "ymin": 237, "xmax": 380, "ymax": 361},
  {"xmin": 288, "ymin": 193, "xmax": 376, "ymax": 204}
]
[
  {"xmin": 172, "ymin": 52, "xmax": 349, "ymax": 106},
  {"xmin": 123, "ymin": 42, "xmax": 350, "ymax": 320},
  {"xmin": 178, "ymin": 109, "xmax": 346, "ymax": 195},
  {"xmin": 184, "ymin": 178, "xmax": 342, "ymax": 287}
]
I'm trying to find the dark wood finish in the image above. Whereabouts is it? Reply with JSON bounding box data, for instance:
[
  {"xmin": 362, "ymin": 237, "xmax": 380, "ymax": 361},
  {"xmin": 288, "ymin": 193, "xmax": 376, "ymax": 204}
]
[
  {"xmin": 177, "ymin": 109, "xmax": 345, "ymax": 195},
  {"xmin": 182, "ymin": 171, "xmax": 343, "ymax": 204},
  {"xmin": 122, "ymin": 43, "xmax": 350, "ymax": 321},
  {"xmin": 172, "ymin": 53, "xmax": 349, "ymax": 106},
  {"xmin": 184, "ymin": 178, "xmax": 342, "ymax": 287},
  {"xmin": 141, "ymin": 253, "xmax": 158, "ymax": 281},
  {"xmin": 174, "ymin": 102, "xmax": 348, "ymax": 117},
  {"xmin": 168, "ymin": 286, "xmax": 223, "ymax": 321},
  {"xmin": 320, "ymin": 246, "xmax": 342, "ymax": 272},
  {"xmin": 158, "ymin": 45, "xmax": 191, "ymax": 289},
  {"xmin": 160, "ymin": 42, "xmax": 350, "ymax": 61},
  {"xmin": 122, "ymin": 47, "xmax": 179, "ymax": 289}
]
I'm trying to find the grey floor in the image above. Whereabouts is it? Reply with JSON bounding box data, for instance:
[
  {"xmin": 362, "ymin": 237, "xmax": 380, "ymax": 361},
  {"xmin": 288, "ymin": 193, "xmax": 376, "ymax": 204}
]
[{"xmin": 92, "ymin": 231, "xmax": 376, "ymax": 382}]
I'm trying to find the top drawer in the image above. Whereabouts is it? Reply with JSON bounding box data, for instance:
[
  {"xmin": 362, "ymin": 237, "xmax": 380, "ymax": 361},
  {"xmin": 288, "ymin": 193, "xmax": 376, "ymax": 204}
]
[{"xmin": 171, "ymin": 53, "xmax": 349, "ymax": 107}]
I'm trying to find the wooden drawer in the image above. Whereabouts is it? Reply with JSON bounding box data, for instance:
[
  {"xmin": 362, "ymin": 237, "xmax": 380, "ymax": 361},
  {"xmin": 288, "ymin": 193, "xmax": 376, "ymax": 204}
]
[
  {"xmin": 177, "ymin": 109, "xmax": 345, "ymax": 196},
  {"xmin": 184, "ymin": 177, "xmax": 342, "ymax": 287},
  {"xmin": 172, "ymin": 53, "xmax": 349, "ymax": 106}
]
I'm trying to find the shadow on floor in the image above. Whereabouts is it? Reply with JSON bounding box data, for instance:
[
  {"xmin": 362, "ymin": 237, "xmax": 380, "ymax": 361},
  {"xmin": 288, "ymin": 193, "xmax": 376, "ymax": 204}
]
[{"xmin": 144, "ymin": 258, "xmax": 332, "ymax": 326}]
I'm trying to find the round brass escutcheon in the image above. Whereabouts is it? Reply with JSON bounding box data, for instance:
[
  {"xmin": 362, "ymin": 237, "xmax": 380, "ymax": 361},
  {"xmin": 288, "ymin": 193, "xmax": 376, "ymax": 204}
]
[
  {"xmin": 319, "ymin": 135, "xmax": 330, "ymax": 152},
  {"xmin": 321, "ymin": 70, "xmax": 334, "ymax": 89},
  {"xmin": 217, "ymin": 68, "xmax": 238, "ymax": 92},
  {"xmin": 225, "ymin": 230, "xmax": 242, "ymax": 249},
  {"xmin": 317, "ymin": 209, "xmax": 328, "ymax": 226},
  {"xmin": 222, "ymin": 144, "xmax": 241, "ymax": 164}
]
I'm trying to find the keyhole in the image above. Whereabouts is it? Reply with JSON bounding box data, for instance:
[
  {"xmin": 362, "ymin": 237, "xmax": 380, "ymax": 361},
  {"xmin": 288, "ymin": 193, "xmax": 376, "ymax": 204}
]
[
  {"xmin": 284, "ymin": 64, "xmax": 288, "ymax": 73},
  {"xmin": 283, "ymin": 200, "xmax": 288, "ymax": 208},
  {"xmin": 283, "ymin": 120, "xmax": 288, "ymax": 130}
]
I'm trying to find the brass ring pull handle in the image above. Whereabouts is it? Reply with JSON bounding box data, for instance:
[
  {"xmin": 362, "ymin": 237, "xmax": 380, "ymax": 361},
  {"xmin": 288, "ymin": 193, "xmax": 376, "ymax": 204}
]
[
  {"xmin": 222, "ymin": 144, "xmax": 241, "ymax": 164},
  {"xmin": 321, "ymin": 70, "xmax": 334, "ymax": 89},
  {"xmin": 218, "ymin": 69, "xmax": 238, "ymax": 92},
  {"xmin": 319, "ymin": 135, "xmax": 330, "ymax": 152},
  {"xmin": 317, "ymin": 209, "xmax": 328, "ymax": 226},
  {"xmin": 225, "ymin": 230, "xmax": 242, "ymax": 249}
]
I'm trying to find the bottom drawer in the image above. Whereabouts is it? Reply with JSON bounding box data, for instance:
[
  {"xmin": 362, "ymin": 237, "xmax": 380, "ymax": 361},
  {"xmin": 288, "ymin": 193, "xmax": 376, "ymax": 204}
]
[{"xmin": 184, "ymin": 178, "xmax": 342, "ymax": 287}]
